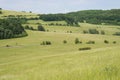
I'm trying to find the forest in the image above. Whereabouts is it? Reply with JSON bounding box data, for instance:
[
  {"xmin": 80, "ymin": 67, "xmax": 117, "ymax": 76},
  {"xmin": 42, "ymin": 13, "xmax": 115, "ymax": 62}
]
[
  {"xmin": 40, "ymin": 9, "xmax": 120, "ymax": 25},
  {"xmin": 0, "ymin": 18, "xmax": 27, "ymax": 39}
]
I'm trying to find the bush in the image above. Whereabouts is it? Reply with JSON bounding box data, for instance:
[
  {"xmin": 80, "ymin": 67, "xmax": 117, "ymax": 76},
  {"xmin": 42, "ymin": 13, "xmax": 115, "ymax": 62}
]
[
  {"xmin": 113, "ymin": 32, "xmax": 120, "ymax": 36},
  {"xmin": 63, "ymin": 40, "xmax": 67, "ymax": 44},
  {"xmin": 24, "ymin": 25, "xmax": 29, "ymax": 29},
  {"xmin": 113, "ymin": 41, "xmax": 116, "ymax": 44},
  {"xmin": 38, "ymin": 24, "xmax": 45, "ymax": 31},
  {"xmin": 79, "ymin": 47, "xmax": 91, "ymax": 51},
  {"xmin": 75, "ymin": 38, "xmax": 82, "ymax": 44},
  {"xmin": 75, "ymin": 38, "xmax": 79, "ymax": 44},
  {"xmin": 89, "ymin": 29, "xmax": 99, "ymax": 34},
  {"xmin": 70, "ymin": 31, "xmax": 72, "ymax": 33},
  {"xmin": 6, "ymin": 45, "xmax": 10, "ymax": 47},
  {"xmin": 86, "ymin": 41, "xmax": 95, "ymax": 44},
  {"xmin": 41, "ymin": 41, "xmax": 52, "ymax": 45},
  {"xmin": 104, "ymin": 40, "xmax": 109, "ymax": 44}
]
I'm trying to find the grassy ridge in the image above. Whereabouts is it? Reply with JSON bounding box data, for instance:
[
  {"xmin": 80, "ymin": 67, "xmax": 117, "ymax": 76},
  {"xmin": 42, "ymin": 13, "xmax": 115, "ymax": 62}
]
[
  {"xmin": 0, "ymin": 10, "xmax": 120, "ymax": 80},
  {"xmin": 0, "ymin": 30, "xmax": 120, "ymax": 80}
]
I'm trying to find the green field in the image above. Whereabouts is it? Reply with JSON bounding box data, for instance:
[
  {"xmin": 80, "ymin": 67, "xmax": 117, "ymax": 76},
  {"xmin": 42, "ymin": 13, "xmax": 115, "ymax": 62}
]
[{"xmin": 0, "ymin": 10, "xmax": 120, "ymax": 80}]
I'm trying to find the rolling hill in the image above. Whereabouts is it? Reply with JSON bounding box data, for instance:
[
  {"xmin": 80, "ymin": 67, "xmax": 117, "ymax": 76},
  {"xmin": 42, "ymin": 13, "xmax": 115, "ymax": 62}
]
[{"xmin": 0, "ymin": 9, "xmax": 120, "ymax": 80}]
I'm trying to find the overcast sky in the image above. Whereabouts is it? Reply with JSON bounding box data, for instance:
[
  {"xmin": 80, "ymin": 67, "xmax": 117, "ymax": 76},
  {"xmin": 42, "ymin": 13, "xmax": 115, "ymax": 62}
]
[{"xmin": 0, "ymin": 0, "xmax": 120, "ymax": 14}]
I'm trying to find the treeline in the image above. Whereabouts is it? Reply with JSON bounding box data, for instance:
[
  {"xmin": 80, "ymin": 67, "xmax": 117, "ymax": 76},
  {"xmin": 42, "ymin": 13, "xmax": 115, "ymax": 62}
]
[
  {"xmin": 0, "ymin": 18, "xmax": 28, "ymax": 39},
  {"xmin": 39, "ymin": 9, "xmax": 120, "ymax": 25},
  {"xmin": 39, "ymin": 14, "xmax": 80, "ymax": 27}
]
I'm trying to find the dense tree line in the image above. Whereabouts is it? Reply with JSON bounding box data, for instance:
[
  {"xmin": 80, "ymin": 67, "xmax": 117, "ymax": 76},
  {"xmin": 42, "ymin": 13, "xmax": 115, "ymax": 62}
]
[
  {"xmin": 39, "ymin": 14, "xmax": 80, "ymax": 26},
  {"xmin": 0, "ymin": 18, "xmax": 28, "ymax": 39},
  {"xmin": 67, "ymin": 9, "xmax": 120, "ymax": 25},
  {"xmin": 39, "ymin": 9, "xmax": 120, "ymax": 25}
]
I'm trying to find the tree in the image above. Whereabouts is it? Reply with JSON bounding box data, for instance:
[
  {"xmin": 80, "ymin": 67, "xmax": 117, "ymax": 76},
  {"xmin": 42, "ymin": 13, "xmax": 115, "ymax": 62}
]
[
  {"xmin": 38, "ymin": 24, "xmax": 45, "ymax": 31},
  {"xmin": 89, "ymin": 29, "xmax": 99, "ymax": 34},
  {"xmin": 0, "ymin": 18, "xmax": 28, "ymax": 39},
  {"xmin": 75, "ymin": 38, "xmax": 80, "ymax": 44}
]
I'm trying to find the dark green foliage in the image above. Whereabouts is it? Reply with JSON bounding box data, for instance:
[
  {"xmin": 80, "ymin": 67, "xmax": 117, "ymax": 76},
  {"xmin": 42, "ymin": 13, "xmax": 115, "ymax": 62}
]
[
  {"xmin": 41, "ymin": 41, "xmax": 52, "ymax": 45},
  {"xmin": 75, "ymin": 38, "xmax": 82, "ymax": 44},
  {"xmin": 38, "ymin": 24, "xmax": 45, "ymax": 31},
  {"xmin": 24, "ymin": 25, "xmax": 29, "ymax": 29},
  {"xmin": 29, "ymin": 27, "xmax": 34, "ymax": 30},
  {"xmin": 89, "ymin": 29, "xmax": 99, "ymax": 34},
  {"xmin": 113, "ymin": 41, "xmax": 116, "ymax": 44},
  {"xmin": 70, "ymin": 31, "xmax": 72, "ymax": 33},
  {"xmin": 86, "ymin": 41, "xmax": 95, "ymax": 44},
  {"xmin": 39, "ymin": 14, "xmax": 80, "ymax": 27},
  {"xmin": 0, "ymin": 11, "xmax": 2, "ymax": 14},
  {"xmin": 75, "ymin": 38, "xmax": 79, "ymax": 44},
  {"xmin": 40, "ymin": 9, "xmax": 120, "ymax": 25},
  {"xmin": 63, "ymin": 40, "xmax": 67, "ymax": 44},
  {"xmin": 79, "ymin": 47, "xmax": 91, "ymax": 51},
  {"xmin": 6, "ymin": 45, "xmax": 10, "ymax": 47},
  {"xmin": 24, "ymin": 25, "xmax": 35, "ymax": 30},
  {"xmin": 104, "ymin": 40, "xmax": 109, "ymax": 44},
  {"xmin": 0, "ymin": 18, "xmax": 28, "ymax": 39},
  {"xmin": 113, "ymin": 32, "xmax": 120, "ymax": 36}
]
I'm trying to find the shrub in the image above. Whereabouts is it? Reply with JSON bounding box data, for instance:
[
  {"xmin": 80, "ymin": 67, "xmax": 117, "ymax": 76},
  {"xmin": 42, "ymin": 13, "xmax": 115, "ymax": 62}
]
[
  {"xmin": 41, "ymin": 41, "xmax": 52, "ymax": 45},
  {"xmin": 70, "ymin": 31, "xmax": 72, "ymax": 33},
  {"xmin": 24, "ymin": 25, "xmax": 29, "ymax": 29},
  {"xmin": 6, "ymin": 45, "xmax": 10, "ymax": 47},
  {"xmin": 63, "ymin": 40, "xmax": 67, "ymax": 44},
  {"xmin": 104, "ymin": 40, "xmax": 109, "ymax": 44},
  {"xmin": 46, "ymin": 41, "xmax": 51, "ymax": 45},
  {"xmin": 79, "ymin": 47, "xmax": 91, "ymax": 51},
  {"xmin": 89, "ymin": 29, "xmax": 99, "ymax": 34},
  {"xmin": 113, "ymin": 32, "xmax": 120, "ymax": 36},
  {"xmin": 75, "ymin": 38, "xmax": 79, "ymax": 44},
  {"xmin": 38, "ymin": 24, "xmax": 45, "ymax": 31},
  {"xmin": 29, "ymin": 27, "xmax": 34, "ymax": 30},
  {"xmin": 113, "ymin": 41, "xmax": 116, "ymax": 44},
  {"xmin": 86, "ymin": 41, "xmax": 95, "ymax": 44}
]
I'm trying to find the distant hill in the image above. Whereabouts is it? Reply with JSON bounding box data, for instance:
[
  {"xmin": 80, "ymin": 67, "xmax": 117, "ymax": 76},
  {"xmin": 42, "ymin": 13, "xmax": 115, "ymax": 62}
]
[{"xmin": 40, "ymin": 9, "xmax": 120, "ymax": 25}]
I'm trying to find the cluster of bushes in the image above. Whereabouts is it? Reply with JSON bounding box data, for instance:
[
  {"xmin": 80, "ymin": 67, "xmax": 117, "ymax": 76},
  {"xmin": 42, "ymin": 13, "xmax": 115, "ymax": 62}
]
[
  {"xmin": 113, "ymin": 32, "xmax": 120, "ymax": 36},
  {"xmin": 24, "ymin": 24, "xmax": 45, "ymax": 32},
  {"xmin": 67, "ymin": 31, "xmax": 72, "ymax": 33},
  {"xmin": 41, "ymin": 41, "xmax": 52, "ymax": 45},
  {"xmin": 83, "ymin": 29, "xmax": 105, "ymax": 35},
  {"xmin": 39, "ymin": 14, "xmax": 80, "ymax": 27},
  {"xmin": 38, "ymin": 24, "xmax": 45, "ymax": 31},
  {"xmin": 86, "ymin": 41, "xmax": 95, "ymax": 44},
  {"xmin": 24, "ymin": 25, "xmax": 35, "ymax": 30},
  {"xmin": 104, "ymin": 40, "xmax": 116, "ymax": 44},
  {"xmin": 0, "ymin": 18, "xmax": 28, "ymax": 39},
  {"xmin": 47, "ymin": 23, "xmax": 67, "ymax": 26},
  {"xmin": 79, "ymin": 47, "xmax": 91, "ymax": 51},
  {"xmin": 75, "ymin": 38, "xmax": 82, "ymax": 44}
]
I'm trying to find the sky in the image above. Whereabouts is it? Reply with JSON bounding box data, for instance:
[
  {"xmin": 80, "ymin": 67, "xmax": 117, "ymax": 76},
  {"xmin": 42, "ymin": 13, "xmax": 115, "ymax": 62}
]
[{"xmin": 0, "ymin": 0, "xmax": 120, "ymax": 14}]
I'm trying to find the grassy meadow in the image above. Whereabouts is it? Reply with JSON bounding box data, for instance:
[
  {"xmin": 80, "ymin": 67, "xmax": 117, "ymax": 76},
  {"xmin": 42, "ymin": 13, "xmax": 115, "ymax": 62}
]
[{"xmin": 0, "ymin": 10, "xmax": 120, "ymax": 80}]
